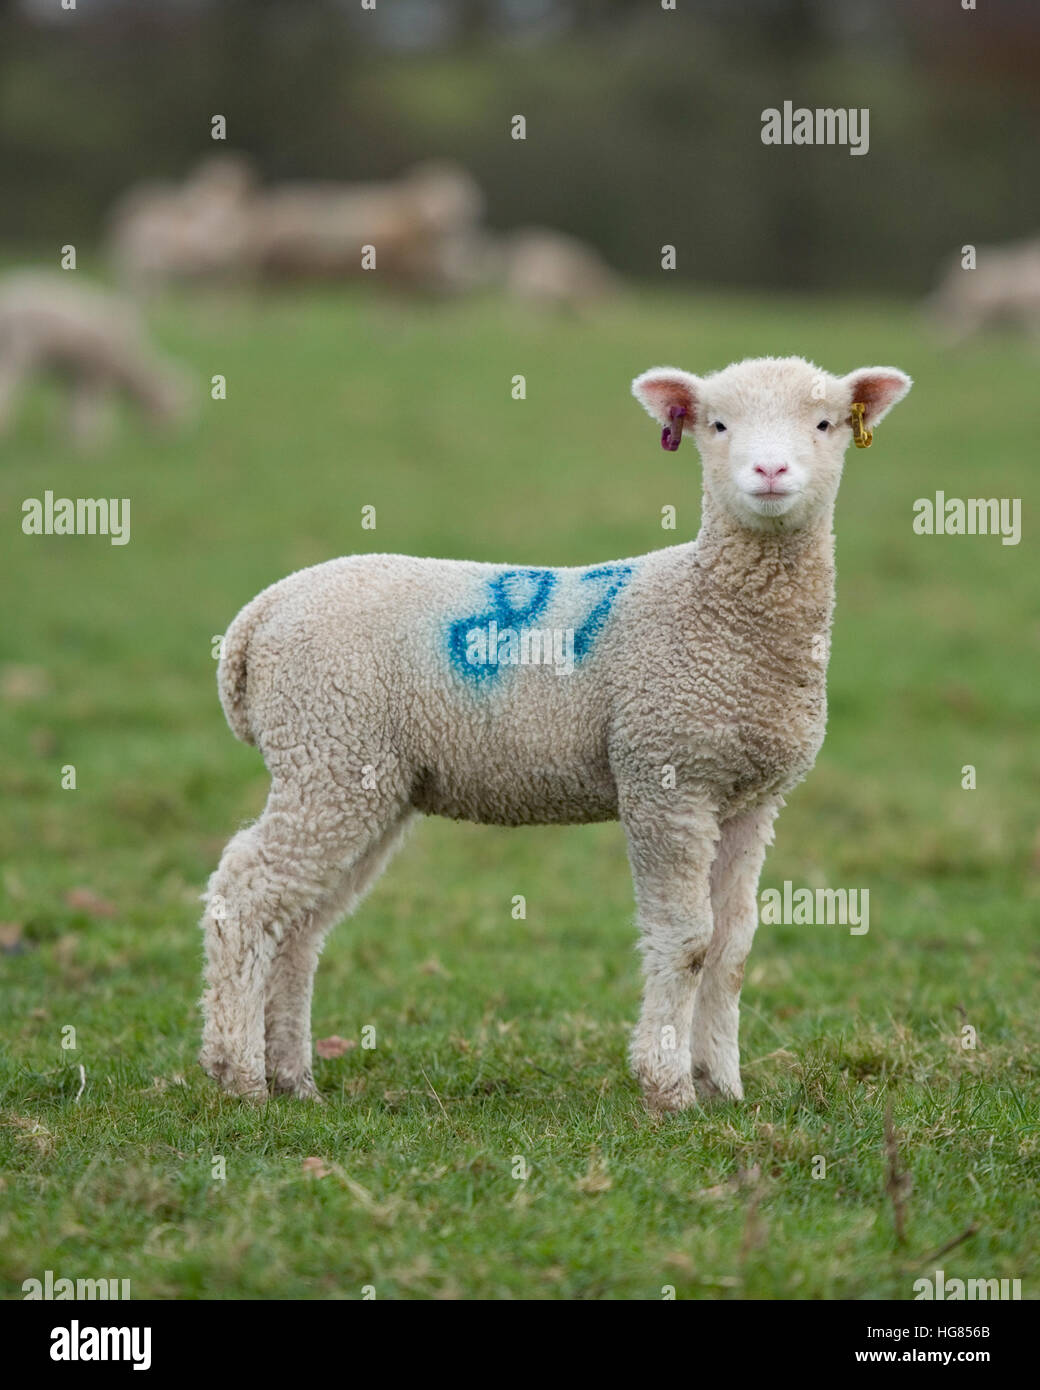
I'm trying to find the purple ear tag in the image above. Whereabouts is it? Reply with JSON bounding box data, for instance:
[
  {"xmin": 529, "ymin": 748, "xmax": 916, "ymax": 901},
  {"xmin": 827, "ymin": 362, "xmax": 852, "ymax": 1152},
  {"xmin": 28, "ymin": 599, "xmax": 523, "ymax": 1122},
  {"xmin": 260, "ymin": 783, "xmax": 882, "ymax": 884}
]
[{"xmin": 660, "ymin": 405, "xmax": 686, "ymax": 451}]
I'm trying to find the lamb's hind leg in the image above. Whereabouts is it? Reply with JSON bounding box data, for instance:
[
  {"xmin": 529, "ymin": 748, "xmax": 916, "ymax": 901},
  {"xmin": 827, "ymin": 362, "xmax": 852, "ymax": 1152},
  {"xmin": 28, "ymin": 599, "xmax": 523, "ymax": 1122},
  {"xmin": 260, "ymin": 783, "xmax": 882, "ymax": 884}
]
[
  {"xmin": 198, "ymin": 818, "xmax": 280, "ymax": 1099},
  {"xmin": 689, "ymin": 800, "xmax": 779, "ymax": 1101},
  {"xmin": 263, "ymin": 813, "xmax": 414, "ymax": 1100},
  {"xmin": 199, "ymin": 791, "xmax": 396, "ymax": 1099},
  {"xmin": 624, "ymin": 799, "xmax": 719, "ymax": 1113}
]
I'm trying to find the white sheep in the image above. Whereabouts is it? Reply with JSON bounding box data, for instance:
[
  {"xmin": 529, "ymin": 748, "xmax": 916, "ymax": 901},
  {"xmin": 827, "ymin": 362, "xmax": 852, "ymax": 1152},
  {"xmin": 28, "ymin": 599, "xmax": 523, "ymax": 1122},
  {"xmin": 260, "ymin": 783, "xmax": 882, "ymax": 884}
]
[
  {"xmin": 110, "ymin": 156, "xmax": 487, "ymax": 293},
  {"xmin": 246, "ymin": 160, "xmax": 486, "ymax": 290},
  {"xmin": 926, "ymin": 236, "xmax": 1040, "ymax": 344},
  {"xmin": 502, "ymin": 226, "xmax": 620, "ymax": 310},
  {"xmin": 200, "ymin": 355, "xmax": 911, "ymax": 1109},
  {"xmin": 107, "ymin": 155, "xmax": 256, "ymax": 295},
  {"xmin": 0, "ymin": 271, "xmax": 193, "ymax": 447}
]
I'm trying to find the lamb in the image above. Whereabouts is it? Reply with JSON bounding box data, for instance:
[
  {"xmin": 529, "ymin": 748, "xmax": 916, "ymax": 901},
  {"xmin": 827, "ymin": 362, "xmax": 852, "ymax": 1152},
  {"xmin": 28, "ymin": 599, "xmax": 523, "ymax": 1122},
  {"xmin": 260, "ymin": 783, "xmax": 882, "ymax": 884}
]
[
  {"xmin": 200, "ymin": 355, "xmax": 911, "ymax": 1110},
  {"xmin": 0, "ymin": 271, "xmax": 193, "ymax": 447}
]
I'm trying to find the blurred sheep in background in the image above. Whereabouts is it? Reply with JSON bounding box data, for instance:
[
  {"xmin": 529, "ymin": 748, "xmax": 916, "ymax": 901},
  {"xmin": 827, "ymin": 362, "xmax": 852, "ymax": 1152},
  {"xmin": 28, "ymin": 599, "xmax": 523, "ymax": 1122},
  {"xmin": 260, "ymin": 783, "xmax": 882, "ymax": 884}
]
[
  {"xmin": 0, "ymin": 272, "xmax": 194, "ymax": 449},
  {"xmin": 247, "ymin": 160, "xmax": 486, "ymax": 290},
  {"xmin": 107, "ymin": 154, "xmax": 257, "ymax": 296},
  {"xmin": 501, "ymin": 226, "xmax": 620, "ymax": 310},
  {"xmin": 105, "ymin": 154, "xmax": 621, "ymax": 306},
  {"xmin": 926, "ymin": 236, "xmax": 1040, "ymax": 345}
]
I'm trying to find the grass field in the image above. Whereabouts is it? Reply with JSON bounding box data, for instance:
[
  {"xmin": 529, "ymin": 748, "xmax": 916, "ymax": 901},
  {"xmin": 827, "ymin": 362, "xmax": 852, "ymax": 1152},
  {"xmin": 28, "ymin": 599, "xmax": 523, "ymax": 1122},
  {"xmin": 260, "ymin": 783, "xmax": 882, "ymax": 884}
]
[{"xmin": 1, "ymin": 283, "xmax": 1037, "ymax": 1300}]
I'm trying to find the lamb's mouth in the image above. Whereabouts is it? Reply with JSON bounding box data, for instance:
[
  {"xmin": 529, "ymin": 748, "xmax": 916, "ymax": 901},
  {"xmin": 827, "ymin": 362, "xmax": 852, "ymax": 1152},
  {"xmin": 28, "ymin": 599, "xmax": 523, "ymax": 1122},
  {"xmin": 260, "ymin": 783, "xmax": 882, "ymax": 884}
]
[{"xmin": 745, "ymin": 489, "xmax": 800, "ymax": 513}]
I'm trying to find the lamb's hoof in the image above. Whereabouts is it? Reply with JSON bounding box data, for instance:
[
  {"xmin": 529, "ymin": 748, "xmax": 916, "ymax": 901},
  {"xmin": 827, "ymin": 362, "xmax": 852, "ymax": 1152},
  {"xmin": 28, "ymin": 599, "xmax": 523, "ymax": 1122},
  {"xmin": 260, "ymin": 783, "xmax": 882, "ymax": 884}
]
[
  {"xmin": 220, "ymin": 1073, "xmax": 269, "ymax": 1102},
  {"xmin": 691, "ymin": 1062, "xmax": 743, "ymax": 1104},
  {"xmin": 200, "ymin": 1051, "xmax": 268, "ymax": 1101},
  {"xmin": 270, "ymin": 1072, "xmax": 324, "ymax": 1103},
  {"xmin": 639, "ymin": 1073, "xmax": 700, "ymax": 1114}
]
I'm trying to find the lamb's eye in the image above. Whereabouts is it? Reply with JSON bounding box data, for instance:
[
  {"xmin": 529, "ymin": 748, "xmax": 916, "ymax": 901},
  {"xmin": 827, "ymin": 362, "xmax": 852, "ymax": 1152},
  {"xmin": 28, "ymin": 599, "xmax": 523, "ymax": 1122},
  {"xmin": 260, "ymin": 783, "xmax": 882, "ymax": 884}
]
[
  {"xmin": 712, "ymin": 421, "xmax": 727, "ymax": 434},
  {"xmin": 817, "ymin": 420, "xmax": 830, "ymax": 431}
]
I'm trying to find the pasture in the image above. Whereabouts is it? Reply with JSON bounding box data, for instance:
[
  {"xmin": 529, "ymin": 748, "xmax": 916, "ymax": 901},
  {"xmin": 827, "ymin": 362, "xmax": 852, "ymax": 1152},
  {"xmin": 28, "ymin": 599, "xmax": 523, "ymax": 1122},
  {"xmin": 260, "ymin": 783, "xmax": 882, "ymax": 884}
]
[{"xmin": 0, "ymin": 284, "xmax": 1036, "ymax": 1299}]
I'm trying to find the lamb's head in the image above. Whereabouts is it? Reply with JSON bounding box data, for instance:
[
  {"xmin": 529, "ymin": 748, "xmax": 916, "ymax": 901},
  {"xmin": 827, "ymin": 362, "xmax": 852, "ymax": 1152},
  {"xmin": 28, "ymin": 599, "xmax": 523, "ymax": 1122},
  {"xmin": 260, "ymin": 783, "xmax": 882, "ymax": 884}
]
[{"xmin": 632, "ymin": 356, "xmax": 911, "ymax": 531}]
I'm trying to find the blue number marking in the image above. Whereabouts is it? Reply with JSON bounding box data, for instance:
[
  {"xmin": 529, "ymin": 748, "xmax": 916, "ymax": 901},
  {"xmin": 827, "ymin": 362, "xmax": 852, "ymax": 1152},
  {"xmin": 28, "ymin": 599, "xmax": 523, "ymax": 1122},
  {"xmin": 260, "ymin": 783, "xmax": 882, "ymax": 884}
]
[
  {"xmin": 447, "ymin": 562, "xmax": 634, "ymax": 686},
  {"xmin": 573, "ymin": 564, "xmax": 634, "ymax": 661},
  {"xmin": 448, "ymin": 568, "xmax": 557, "ymax": 683}
]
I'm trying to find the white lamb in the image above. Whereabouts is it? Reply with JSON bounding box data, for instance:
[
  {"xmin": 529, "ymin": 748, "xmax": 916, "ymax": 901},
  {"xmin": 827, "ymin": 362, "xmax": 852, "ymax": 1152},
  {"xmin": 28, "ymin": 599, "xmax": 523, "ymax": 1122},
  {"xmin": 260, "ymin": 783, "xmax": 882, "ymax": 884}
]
[{"xmin": 200, "ymin": 355, "xmax": 911, "ymax": 1110}]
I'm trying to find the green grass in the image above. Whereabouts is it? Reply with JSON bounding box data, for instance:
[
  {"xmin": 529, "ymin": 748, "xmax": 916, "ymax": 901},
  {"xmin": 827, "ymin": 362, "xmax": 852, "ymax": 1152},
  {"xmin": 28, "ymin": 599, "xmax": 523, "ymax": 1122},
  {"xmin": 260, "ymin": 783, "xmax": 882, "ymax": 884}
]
[{"xmin": 1, "ymin": 283, "xmax": 1037, "ymax": 1300}]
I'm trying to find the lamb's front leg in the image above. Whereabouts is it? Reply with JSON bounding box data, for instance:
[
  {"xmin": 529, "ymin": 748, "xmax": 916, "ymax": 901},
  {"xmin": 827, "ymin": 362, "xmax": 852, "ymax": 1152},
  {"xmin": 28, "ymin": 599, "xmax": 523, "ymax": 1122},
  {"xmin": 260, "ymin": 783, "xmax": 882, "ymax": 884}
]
[
  {"xmin": 623, "ymin": 801, "xmax": 719, "ymax": 1113},
  {"xmin": 689, "ymin": 800, "xmax": 779, "ymax": 1101}
]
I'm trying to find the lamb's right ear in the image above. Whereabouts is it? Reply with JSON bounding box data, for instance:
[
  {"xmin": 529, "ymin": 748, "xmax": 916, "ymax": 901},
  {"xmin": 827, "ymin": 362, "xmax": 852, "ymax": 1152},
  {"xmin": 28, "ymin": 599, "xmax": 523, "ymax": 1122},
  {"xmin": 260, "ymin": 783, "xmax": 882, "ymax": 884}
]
[{"xmin": 632, "ymin": 367, "xmax": 701, "ymax": 451}]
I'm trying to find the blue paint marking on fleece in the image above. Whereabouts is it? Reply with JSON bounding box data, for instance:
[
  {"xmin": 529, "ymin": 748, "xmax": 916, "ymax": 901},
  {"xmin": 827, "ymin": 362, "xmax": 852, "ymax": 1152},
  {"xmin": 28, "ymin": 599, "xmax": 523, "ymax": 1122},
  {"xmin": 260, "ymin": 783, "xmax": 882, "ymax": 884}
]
[
  {"xmin": 573, "ymin": 563, "xmax": 634, "ymax": 660},
  {"xmin": 446, "ymin": 562, "xmax": 634, "ymax": 685}
]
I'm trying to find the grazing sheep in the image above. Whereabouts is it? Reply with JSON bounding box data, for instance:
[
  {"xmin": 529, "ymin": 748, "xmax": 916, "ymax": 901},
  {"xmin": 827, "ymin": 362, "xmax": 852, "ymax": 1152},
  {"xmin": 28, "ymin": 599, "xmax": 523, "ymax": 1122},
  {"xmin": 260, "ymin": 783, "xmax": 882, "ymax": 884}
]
[
  {"xmin": 502, "ymin": 226, "xmax": 619, "ymax": 310},
  {"xmin": 200, "ymin": 355, "xmax": 911, "ymax": 1109},
  {"xmin": 0, "ymin": 271, "xmax": 193, "ymax": 447},
  {"xmin": 926, "ymin": 236, "xmax": 1040, "ymax": 344}
]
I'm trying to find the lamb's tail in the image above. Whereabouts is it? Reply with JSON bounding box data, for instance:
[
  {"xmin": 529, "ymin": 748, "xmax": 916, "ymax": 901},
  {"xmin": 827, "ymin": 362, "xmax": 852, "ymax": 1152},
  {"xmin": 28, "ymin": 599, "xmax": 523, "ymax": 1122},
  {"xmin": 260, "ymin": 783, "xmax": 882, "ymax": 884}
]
[{"xmin": 217, "ymin": 597, "xmax": 266, "ymax": 747}]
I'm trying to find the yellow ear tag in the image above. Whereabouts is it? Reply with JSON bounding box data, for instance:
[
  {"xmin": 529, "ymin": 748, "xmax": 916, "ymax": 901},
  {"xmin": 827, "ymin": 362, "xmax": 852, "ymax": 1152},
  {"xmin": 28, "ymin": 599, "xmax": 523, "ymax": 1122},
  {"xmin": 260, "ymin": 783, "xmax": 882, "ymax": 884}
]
[{"xmin": 850, "ymin": 401, "xmax": 873, "ymax": 449}]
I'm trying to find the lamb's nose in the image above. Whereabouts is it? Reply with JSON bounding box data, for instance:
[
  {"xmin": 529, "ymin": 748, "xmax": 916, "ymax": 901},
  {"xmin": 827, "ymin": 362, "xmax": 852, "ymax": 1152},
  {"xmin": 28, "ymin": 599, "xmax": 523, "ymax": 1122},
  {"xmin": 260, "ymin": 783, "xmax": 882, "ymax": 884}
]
[{"xmin": 753, "ymin": 462, "xmax": 789, "ymax": 481}]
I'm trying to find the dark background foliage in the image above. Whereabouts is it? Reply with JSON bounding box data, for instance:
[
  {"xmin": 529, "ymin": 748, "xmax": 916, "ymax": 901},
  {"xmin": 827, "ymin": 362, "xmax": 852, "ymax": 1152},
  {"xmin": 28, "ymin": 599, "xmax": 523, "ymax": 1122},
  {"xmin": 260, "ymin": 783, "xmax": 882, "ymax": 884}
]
[{"xmin": 1, "ymin": 0, "xmax": 1037, "ymax": 291}]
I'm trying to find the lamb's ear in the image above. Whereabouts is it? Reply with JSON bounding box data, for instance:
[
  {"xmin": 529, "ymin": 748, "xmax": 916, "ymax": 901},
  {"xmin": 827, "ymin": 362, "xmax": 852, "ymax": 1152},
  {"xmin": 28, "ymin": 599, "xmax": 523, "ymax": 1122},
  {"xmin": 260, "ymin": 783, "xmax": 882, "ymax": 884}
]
[
  {"xmin": 632, "ymin": 366, "xmax": 701, "ymax": 451},
  {"xmin": 842, "ymin": 366, "xmax": 912, "ymax": 429}
]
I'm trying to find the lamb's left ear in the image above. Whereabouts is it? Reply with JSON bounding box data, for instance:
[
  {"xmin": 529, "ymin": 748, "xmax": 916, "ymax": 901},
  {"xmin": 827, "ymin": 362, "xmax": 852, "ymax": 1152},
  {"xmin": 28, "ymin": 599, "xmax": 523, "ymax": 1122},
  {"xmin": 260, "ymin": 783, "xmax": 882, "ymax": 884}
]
[
  {"xmin": 842, "ymin": 366, "xmax": 913, "ymax": 428},
  {"xmin": 632, "ymin": 366, "xmax": 701, "ymax": 451}
]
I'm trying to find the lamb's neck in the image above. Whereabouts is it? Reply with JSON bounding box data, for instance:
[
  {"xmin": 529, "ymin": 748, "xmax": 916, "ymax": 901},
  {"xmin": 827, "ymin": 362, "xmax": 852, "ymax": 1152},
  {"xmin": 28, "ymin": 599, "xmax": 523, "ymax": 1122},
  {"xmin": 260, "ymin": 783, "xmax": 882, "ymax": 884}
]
[{"xmin": 692, "ymin": 497, "xmax": 836, "ymax": 632}]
